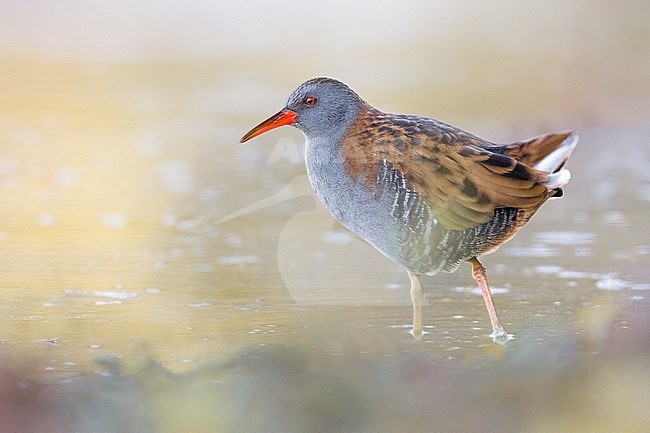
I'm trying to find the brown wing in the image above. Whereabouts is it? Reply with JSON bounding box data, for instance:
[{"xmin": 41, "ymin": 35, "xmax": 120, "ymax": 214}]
[
  {"xmin": 397, "ymin": 138, "xmax": 550, "ymax": 230},
  {"xmin": 341, "ymin": 112, "xmax": 553, "ymax": 231}
]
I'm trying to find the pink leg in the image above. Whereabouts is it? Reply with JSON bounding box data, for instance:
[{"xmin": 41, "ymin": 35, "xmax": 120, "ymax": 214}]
[{"xmin": 468, "ymin": 257, "xmax": 513, "ymax": 344}]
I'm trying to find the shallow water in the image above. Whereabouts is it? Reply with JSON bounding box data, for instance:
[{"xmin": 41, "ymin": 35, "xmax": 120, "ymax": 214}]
[
  {"xmin": 1, "ymin": 2, "xmax": 649, "ymax": 431},
  {"xmin": 1, "ymin": 68, "xmax": 647, "ymax": 373}
]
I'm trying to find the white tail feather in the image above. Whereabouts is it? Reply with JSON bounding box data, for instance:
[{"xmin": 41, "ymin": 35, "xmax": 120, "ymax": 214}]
[
  {"xmin": 534, "ymin": 132, "xmax": 579, "ymax": 173},
  {"xmin": 547, "ymin": 168, "xmax": 572, "ymax": 190},
  {"xmin": 533, "ymin": 132, "xmax": 579, "ymax": 190}
]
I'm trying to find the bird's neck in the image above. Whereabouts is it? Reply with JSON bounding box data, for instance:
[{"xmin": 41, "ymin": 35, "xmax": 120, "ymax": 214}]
[
  {"xmin": 338, "ymin": 104, "xmax": 384, "ymax": 185},
  {"xmin": 304, "ymin": 102, "xmax": 382, "ymax": 188}
]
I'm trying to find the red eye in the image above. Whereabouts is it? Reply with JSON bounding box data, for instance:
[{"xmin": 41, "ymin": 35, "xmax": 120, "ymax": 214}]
[{"xmin": 304, "ymin": 96, "xmax": 316, "ymax": 106}]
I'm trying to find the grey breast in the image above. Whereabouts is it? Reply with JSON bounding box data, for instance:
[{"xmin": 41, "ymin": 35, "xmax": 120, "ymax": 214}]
[{"xmin": 305, "ymin": 136, "xmax": 450, "ymax": 275}]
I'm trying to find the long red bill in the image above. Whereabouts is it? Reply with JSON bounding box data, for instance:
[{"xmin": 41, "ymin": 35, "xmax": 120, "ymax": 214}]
[{"xmin": 240, "ymin": 108, "xmax": 298, "ymax": 143}]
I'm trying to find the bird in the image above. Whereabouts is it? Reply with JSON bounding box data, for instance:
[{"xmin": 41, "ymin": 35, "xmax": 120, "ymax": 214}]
[{"xmin": 240, "ymin": 77, "xmax": 578, "ymax": 344}]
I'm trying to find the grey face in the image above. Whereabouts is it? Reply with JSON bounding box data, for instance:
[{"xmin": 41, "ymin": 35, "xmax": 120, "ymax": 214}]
[{"xmin": 285, "ymin": 77, "xmax": 362, "ymax": 140}]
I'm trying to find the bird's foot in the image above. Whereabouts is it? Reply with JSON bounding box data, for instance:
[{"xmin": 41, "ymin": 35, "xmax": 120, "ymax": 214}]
[
  {"xmin": 409, "ymin": 326, "xmax": 428, "ymax": 341},
  {"xmin": 490, "ymin": 329, "xmax": 514, "ymax": 345}
]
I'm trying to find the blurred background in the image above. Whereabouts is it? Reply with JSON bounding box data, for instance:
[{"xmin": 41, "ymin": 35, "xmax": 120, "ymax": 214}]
[{"xmin": 0, "ymin": 1, "xmax": 649, "ymax": 432}]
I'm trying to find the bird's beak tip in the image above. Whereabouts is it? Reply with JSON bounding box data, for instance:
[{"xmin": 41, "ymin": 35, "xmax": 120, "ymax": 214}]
[{"xmin": 240, "ymin": 108, "xmax": 298, "ymax": 143}]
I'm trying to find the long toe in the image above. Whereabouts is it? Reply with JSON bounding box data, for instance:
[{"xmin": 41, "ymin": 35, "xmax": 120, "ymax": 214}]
[{"xmin": 490, "ymin": 329, "xmax": 515, "ymax": 345}]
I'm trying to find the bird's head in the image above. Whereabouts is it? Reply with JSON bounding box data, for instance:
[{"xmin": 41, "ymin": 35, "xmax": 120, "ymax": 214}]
[{"xmin": 240, "ymin": 77, "xmax": 362, "ymax": 143}]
